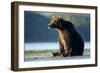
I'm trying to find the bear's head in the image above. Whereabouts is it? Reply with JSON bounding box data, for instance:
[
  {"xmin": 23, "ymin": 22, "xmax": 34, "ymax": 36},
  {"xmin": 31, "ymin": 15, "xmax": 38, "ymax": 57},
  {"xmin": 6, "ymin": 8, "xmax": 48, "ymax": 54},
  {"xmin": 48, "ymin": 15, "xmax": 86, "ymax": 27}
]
[
  {"xmin": 48, "ymin": 16, "xmax": 75, "ymax": 32},
  {"xmin": 48, "ymin": 16, "xmax": 63, "ymax": 30}
]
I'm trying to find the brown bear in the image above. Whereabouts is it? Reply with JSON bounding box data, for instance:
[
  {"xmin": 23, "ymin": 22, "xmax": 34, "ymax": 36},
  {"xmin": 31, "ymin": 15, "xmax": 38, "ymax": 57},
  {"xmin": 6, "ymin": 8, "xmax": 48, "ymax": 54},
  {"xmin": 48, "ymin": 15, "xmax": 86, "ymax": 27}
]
[{"xmin": 48, "ymin": 16, "xmax": 84, "ymax": 57}]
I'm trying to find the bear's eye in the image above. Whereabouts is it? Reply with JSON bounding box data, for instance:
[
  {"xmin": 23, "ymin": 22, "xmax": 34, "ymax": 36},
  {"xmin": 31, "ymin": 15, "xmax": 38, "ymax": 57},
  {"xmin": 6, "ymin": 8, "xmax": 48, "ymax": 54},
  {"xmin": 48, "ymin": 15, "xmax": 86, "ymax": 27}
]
[
  {"xmin": 50, "ymin": 19, "xmax": 57, "ymax": 24},
  {"xmin": 49, "ymin": 17, "xmax": 60, "ymax": 25},
  {"xmin": 54, "ymin": 18, "xmax": 59, "ymax": 22}
]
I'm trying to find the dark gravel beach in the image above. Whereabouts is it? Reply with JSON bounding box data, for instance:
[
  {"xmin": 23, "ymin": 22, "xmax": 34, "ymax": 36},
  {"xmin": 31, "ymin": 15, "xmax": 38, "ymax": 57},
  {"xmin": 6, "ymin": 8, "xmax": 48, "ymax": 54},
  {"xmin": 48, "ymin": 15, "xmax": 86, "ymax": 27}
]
[{"xmin": 24, "ymin": 49, "xmax": 90, "ymax": 62}]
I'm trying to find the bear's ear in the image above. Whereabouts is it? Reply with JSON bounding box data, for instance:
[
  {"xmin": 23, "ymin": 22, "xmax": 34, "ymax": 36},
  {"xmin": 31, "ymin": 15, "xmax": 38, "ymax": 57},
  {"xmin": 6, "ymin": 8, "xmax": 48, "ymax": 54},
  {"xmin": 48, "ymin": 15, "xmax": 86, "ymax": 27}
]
[
  {"xmin": 58, "ymin": 16, "xmax": 61, "ymax": 18},
  {"xmin": 52, "ymin": 16, "xmax": 55, "ymax": 19},
  {"xmin": 58, "ymin": 16, "xmax": 61, "ymax": 19},
  {"xmin": 51, "ymin": 16, "xmax": 61, "ymax": 19}
]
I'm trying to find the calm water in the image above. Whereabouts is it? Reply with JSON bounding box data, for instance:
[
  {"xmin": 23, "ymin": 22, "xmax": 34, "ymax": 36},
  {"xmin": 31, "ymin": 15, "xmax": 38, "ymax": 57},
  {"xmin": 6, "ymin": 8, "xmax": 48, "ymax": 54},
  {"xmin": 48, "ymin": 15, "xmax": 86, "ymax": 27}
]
[{"xmin": 25, "ymin": 42, "xmax": 90, "ymax": 51}]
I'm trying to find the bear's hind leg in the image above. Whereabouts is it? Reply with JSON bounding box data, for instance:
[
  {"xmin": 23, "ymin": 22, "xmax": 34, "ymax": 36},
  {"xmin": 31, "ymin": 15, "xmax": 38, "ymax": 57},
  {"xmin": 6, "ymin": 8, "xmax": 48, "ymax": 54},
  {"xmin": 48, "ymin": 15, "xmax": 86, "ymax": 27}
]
[
  {"xmin": 62, "ymin": 48, "xmax": 72, "ymax": 57},
  {"xmin": 70, "ymin": 50, "xmax": 83, "ymax": 56}
]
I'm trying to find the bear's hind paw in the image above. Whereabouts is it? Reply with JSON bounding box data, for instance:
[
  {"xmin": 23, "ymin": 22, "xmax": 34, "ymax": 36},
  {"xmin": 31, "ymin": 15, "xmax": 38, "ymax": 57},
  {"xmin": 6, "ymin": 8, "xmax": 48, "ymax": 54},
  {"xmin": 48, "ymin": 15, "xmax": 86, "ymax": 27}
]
[{"xmin": 62, "ymin": 52, "xmax": 69, "ymax": 57}]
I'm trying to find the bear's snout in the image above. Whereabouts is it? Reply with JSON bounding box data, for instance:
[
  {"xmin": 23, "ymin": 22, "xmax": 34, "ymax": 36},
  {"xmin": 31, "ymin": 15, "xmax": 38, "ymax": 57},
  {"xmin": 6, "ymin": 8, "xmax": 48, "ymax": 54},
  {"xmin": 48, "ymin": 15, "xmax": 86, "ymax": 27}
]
[{"xmin": 48, "ymin": 23, "xmax": 57, "ymax": 29}]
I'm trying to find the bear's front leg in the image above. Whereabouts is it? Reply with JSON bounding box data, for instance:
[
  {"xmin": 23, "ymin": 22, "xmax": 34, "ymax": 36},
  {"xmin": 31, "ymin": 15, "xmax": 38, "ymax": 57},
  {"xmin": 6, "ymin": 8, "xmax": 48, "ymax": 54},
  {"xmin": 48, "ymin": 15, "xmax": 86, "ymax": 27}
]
[
  {"xmin": 62, "ymin": 40, "xmax": 69, "ymax": 57},
  {"xmin": 58, "ymin": 39, "xmax": 65, "ymax": 56},
  {"xmin": 51, "ymin": 39, "xmax": 64, "ymax": 57}
]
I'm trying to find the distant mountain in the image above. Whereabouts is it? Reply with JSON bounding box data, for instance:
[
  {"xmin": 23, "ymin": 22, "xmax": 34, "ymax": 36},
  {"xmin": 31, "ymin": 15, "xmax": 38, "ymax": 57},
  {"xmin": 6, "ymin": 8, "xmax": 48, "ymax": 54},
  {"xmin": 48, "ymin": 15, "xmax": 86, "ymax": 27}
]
[
  {"xmin": 24, "ymin": 11, "xmax": 58, "ymax": 42},
  {"xmin": 24, "ymin": 11, "xmax": 90, "ymax": 43}
]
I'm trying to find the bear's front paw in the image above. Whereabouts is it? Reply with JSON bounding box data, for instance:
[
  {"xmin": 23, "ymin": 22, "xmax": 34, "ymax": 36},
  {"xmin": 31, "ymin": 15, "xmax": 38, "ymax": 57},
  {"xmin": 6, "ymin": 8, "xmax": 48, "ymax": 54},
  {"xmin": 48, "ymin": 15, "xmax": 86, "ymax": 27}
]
[{"xmin": 51, "ymin": 52, "xmax": 60, "ymax": 57}]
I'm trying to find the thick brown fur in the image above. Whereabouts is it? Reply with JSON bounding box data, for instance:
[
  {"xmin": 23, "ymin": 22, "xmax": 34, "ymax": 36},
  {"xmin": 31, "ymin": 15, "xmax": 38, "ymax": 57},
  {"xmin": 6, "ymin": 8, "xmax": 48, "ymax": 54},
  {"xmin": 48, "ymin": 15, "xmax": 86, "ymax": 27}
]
[{"xmin": 48, "ymin": 16, "xmax": 84, "ymax": 57}]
